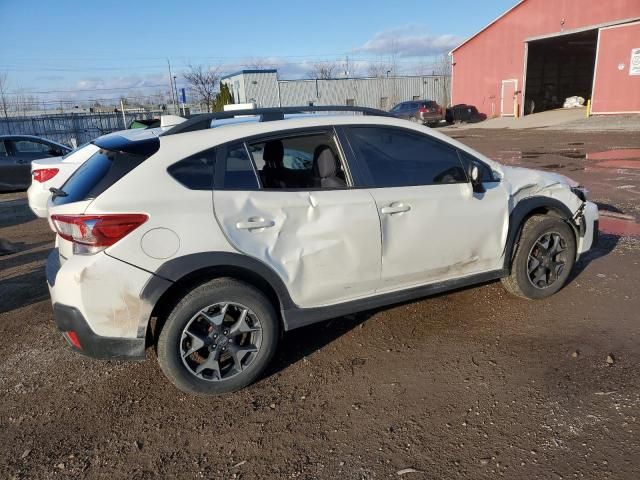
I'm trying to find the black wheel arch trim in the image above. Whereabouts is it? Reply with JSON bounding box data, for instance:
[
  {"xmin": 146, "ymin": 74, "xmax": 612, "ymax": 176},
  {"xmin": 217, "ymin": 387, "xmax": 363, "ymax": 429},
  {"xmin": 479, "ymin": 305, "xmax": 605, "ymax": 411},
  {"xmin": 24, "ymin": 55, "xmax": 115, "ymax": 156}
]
[
  {"xmin": 504, "ymin": 196, "xmax": 580, "ymax": 270},
  {"xmin": 140, "ymin": 252, "xmax": 297, "ymax": 327}
]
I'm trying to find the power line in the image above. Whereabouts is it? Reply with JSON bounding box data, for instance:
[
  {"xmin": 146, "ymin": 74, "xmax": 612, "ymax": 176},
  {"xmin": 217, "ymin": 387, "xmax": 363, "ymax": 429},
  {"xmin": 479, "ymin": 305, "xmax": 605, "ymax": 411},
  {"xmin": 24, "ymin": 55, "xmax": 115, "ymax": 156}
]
[{"xmin": 4, "ymin": 84, "xmax": 169, "ymax": 95}]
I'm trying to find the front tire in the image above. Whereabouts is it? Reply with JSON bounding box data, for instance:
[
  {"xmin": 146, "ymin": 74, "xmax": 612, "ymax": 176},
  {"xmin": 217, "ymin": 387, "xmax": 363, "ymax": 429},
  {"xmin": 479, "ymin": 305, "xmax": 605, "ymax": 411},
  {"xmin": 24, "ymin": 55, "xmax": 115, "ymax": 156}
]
[
  {"xmin": 501, "ymin": 215, "xmax": 576, "ymax": 299},
  {"xmin": 157, "ymin": 278, "xmax": 279, "ymax": 395}
]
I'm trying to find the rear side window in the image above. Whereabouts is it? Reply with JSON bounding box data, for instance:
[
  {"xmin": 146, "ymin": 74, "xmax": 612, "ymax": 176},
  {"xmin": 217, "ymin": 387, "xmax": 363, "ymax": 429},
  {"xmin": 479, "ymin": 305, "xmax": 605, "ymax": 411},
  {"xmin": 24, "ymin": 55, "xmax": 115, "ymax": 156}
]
[
  {"xmin": 168, "ymin": 148, "xmax": 215, "ymax": 190},
  {"xmin": 347, "ymin": 127, "xmax": 467, "ymax": 188},
  {"xmin": 52, "ymin": 149, "xmax": 147, "ymax": 206},
  {"xmin": 13, "ymin": 140, "xmax": 51, "ymax": 153}
]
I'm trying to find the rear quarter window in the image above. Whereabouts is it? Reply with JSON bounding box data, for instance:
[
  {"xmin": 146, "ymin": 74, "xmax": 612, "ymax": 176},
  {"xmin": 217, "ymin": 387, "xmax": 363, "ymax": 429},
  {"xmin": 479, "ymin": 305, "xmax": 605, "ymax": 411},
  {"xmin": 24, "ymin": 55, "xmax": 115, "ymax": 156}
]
[{"xmin": 167, "ymin": 148, "xmax": 215, "ymax": 190}]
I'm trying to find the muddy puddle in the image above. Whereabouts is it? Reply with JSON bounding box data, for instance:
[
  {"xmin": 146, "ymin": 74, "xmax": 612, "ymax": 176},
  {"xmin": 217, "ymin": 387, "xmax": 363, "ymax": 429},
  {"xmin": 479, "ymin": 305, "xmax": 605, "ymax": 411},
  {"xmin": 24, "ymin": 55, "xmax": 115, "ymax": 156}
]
[{"xmin": 599, "ymin": 213, "xmax": 640, "ymax": 237}]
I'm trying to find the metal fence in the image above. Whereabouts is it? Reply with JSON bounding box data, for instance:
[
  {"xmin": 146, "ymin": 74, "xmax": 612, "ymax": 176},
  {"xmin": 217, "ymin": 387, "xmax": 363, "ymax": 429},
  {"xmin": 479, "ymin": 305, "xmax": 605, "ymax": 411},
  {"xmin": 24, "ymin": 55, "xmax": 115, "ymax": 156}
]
[{"xmin": 0, "ymin": 111, "xmax": 161, "ymax": 146}]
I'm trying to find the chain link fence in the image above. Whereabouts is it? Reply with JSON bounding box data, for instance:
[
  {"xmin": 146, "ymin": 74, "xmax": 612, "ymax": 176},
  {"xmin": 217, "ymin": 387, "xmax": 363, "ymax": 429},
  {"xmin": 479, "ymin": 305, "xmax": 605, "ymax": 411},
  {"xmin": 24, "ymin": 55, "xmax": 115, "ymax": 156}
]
[{"xmin": 0, "ymin": 111, "xmax": 162, "ymax": 146}]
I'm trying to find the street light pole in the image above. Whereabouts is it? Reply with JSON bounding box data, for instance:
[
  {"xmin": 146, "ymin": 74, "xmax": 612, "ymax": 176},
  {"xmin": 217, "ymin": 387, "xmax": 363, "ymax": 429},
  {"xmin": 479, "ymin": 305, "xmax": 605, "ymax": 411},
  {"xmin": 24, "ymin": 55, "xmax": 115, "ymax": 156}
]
[{"xmin": 173, "ymin": 76, "xmax": 180, "ymax": 115}]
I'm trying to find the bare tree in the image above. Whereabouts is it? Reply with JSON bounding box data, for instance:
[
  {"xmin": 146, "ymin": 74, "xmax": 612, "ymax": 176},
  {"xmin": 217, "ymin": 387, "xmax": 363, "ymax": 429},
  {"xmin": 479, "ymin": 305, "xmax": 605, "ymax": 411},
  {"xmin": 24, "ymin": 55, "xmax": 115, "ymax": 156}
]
[
  {"xmin": 183, "ymin": 64, "xmax": 220, "ymax": 112},
  {"xmin": 367, "ymin": 62, "xmax": 393, "ymax": 78},
  {"xmin": 306, "ymin": 61, "xmax": 338, "ymax": 80},
  {"xmin": 432, "ymin": 53, "xmax": 452, "ymax": 107},
  {"xmin": 0, "ymin": 72, "xmax": 10, "ymax": 120}
]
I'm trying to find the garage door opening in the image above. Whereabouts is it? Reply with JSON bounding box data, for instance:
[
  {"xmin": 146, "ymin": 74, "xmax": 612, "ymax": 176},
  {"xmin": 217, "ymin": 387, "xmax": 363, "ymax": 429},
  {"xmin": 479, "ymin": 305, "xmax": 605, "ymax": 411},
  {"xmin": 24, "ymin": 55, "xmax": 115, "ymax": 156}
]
[{"xmin": 523, "ymin": 29, "xmax": 598, "ymax": 115}]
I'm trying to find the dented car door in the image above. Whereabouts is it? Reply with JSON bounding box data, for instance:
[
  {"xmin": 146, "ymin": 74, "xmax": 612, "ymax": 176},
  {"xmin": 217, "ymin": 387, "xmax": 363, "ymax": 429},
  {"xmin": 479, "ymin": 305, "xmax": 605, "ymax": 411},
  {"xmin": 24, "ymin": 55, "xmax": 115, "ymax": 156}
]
[
  {"xmin": 212, "ymin": 140, "xmax": 382, "ymax": 309},
  {"xmin": 344, "ymin": 125, "xmax": 509, "ymax": 293}
]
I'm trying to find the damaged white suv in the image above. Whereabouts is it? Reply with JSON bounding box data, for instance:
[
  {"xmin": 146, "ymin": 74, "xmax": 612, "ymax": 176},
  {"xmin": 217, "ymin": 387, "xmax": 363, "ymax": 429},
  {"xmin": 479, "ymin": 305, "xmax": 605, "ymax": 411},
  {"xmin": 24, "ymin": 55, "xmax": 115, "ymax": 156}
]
[{"xmin": 45, "ymin": 106, "xmax": 599, "ymax": 395}]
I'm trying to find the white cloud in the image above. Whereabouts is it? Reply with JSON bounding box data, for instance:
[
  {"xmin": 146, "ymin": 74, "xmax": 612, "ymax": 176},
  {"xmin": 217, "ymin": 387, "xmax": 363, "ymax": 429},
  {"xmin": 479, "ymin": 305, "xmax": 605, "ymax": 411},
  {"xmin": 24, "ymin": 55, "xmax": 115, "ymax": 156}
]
[{"xmin": 356, "ymin": 27, "xmax": 462, "ymax": 57}]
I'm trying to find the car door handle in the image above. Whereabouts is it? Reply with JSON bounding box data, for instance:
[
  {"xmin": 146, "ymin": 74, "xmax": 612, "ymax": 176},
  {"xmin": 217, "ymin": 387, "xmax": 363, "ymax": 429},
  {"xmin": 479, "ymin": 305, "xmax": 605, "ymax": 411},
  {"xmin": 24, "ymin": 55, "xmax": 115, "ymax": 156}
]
[
  {"xmin": 236, "ymin": 218, "xmax": 275, "ymax": 230},
  {"xmin": 380, "ymin": 204, "xmax": 411, "ymax": 215}
]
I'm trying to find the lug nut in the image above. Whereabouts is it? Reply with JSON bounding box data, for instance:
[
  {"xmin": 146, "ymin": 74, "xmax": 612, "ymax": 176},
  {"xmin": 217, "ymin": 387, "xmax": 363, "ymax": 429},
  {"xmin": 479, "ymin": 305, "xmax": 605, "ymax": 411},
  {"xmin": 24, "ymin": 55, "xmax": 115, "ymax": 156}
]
[{"xmin": 223, "ymin": 330, "xmax": 229, "ymax": 335}]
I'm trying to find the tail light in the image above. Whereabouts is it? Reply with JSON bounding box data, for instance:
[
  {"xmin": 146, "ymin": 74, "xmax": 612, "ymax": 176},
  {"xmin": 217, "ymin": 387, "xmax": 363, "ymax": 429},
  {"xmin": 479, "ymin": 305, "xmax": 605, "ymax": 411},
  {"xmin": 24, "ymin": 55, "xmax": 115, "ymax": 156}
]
[
  {"xmin": 33, "ymin": 168, "xmax": 59, "ymax": 183},
  {"xmin": 51, "ymin": 214, "xmax": 148, "ymax": 254},
  {"xmin": 419, "ymin": 107, "xmax": 428, "ymax": 113},
  {"xmin": 63, "ymin": 331, "xmax": 82, "ymax": 350}
]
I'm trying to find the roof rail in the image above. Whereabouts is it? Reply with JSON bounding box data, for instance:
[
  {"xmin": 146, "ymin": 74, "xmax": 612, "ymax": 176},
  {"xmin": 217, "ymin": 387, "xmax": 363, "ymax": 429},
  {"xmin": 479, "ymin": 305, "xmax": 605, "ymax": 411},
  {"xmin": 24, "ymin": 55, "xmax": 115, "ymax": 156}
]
[{"xmin": 160, "ymin": 105, "xmax": 393, "ymax": 136}]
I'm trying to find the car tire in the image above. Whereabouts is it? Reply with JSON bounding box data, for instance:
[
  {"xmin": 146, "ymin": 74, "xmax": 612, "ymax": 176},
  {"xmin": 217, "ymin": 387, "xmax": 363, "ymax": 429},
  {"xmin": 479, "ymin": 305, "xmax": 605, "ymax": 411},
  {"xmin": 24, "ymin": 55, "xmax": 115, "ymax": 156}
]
[
  {"xmin": 501, "ymin": 215, "xmax": 576, "ymax": 300},
  {"xmin": 157, "ymin": 278, "xmax": 279, "ymax": 395}
]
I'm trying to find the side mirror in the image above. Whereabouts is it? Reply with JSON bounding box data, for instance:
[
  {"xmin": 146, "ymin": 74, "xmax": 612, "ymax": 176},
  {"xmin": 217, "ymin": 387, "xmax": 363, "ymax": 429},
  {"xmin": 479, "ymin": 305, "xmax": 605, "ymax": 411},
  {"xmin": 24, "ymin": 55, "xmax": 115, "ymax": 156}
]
[{"xmin": 469, "ymin": 164, "xmax": 485, "ymax": 193}]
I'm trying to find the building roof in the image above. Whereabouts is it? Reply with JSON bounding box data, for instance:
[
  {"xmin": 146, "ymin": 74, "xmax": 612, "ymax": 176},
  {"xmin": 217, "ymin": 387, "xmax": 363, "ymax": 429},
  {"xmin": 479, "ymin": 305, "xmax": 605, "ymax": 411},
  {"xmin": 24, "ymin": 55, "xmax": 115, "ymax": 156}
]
[
  {"xmin": 450, "ymin": 0, "xmax": 527, "ymax": 54},
  {"xmin": 220, "ymin": 69, "xmax": 277, "ymax": 80}
]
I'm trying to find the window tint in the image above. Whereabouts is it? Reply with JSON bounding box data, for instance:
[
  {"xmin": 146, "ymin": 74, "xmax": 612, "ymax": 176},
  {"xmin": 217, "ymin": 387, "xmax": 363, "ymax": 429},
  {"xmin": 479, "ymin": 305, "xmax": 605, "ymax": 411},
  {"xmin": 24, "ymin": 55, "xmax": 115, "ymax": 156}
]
[
  {"xmin": 348, "ymin": 127, "xmax": 467, "ymax": 187},
  {"xmin": 53, "ymin": 149, "xmax": 147, "ymax": 206},
  {"xmin": 13, "ymin": 140, "xmax": 51, "ymax": 153},
  {"xmin": 168, "ymin": 148, "xmax": 215, "ymax": 190},
  {"xmin": 458, "ymin": 150, "xmax": 499, "ymax": 182},
  {"xmin": 215, "ymin": 143, "xmax": 259, "ymax": 190},
  {"xmin": 248, "ymin": 133, "xmax": 347, "ymax": 189}
]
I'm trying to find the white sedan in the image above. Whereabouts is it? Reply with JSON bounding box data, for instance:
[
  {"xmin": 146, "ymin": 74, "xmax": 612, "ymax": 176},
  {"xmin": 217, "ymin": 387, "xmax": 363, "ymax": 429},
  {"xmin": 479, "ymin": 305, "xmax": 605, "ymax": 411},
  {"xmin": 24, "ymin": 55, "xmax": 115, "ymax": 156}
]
[
  {"xmin": 28, "ymin": 115, "xmax": 186, "ymax": 218},
  {"xmin": 27, "ymin": 143, "xmax": 99, "ymax": 218}
]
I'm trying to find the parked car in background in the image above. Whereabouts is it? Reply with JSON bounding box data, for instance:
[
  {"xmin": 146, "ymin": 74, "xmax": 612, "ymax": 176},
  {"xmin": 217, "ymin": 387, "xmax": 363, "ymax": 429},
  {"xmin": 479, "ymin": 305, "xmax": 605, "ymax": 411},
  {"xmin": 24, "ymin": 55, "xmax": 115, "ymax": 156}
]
[
  {"xmin": 445, "ymin": 104, "xmax": 487, "ymax": 124},
  {"xmin": 0, "ymin": 135, "xmax": 71, "ymax": 191},
  {"xmin": 28, "ymin": 115, "xmax": 186, "ymax": 217},
  {"xmin": 44, "ymin": 106, "xmax": 598, "ymax": 396},
  {"xmin": 389, "ymin": 100, "xmax": 444, "ymax": 126},
  {"xmin": 28, "ymin": 143, "xmax": 100, "ymax": 217}
]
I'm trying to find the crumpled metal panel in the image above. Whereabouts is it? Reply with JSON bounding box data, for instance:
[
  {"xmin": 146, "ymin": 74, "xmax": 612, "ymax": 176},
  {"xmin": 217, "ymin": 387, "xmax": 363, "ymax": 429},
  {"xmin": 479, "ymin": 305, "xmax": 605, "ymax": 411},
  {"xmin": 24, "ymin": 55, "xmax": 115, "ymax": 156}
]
[
  {"xmin": 213, "ymin": 189, "xmax": 382, "ymax": 308},
  {"xmin": 369, "ymin": 182, "xmax": 509, "ymax": 291},
  {"xmin": 49, "ymin": 252, "xmax": 154, "ymax": 338}
]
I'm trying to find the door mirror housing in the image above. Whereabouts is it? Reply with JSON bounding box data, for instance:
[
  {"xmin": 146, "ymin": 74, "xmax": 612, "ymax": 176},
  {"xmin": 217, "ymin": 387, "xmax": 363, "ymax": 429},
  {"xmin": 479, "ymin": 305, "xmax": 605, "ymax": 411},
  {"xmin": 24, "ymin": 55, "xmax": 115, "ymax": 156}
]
[{"xmin": 469, "ymin": 164, "xmax": 485, "ymax": 193}]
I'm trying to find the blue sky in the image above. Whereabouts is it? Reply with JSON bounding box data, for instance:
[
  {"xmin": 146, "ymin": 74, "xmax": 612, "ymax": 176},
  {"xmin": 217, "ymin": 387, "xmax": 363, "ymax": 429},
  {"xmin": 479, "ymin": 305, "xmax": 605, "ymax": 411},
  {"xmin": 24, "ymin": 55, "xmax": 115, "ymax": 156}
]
[{"xmin": 0, "ymin": 0, "xmax": 516, "ymax": 103}]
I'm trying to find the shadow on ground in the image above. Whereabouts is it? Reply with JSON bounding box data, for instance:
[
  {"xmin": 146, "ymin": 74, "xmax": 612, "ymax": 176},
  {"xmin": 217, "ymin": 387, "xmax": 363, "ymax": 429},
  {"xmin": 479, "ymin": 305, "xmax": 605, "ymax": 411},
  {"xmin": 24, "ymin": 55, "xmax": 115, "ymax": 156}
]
[{"xmin": 0, "ymin": 198, "xmax": 37, "ymax": 229}]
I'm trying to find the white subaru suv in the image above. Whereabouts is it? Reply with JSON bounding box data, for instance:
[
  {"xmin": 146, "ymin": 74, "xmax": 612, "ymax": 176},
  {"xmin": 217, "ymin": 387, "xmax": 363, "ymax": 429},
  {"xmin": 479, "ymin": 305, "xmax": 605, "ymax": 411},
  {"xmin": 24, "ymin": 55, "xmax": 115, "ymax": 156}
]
[{"xmin": 45, "ymin": 106, "xmax": 599, "ymax": 395}]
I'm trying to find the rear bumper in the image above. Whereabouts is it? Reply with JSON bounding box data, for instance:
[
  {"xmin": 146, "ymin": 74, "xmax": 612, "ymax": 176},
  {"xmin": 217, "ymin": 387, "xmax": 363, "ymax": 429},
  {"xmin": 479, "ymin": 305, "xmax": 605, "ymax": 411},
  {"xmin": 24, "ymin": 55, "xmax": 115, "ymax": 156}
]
[
  {"xmin": 52, "ymin": 303, "xmax": 145, "ymax": 360},
  {"xmin": 46, "ymin": 248, "xmax": 156, "ymax": 361},
  {"xmin": 26, "ymin": 183, "xmax": 49, "ymax": 218},
  {"xmin": 419, "ymin": 113, "xmax": 444, "ymax": 124}
]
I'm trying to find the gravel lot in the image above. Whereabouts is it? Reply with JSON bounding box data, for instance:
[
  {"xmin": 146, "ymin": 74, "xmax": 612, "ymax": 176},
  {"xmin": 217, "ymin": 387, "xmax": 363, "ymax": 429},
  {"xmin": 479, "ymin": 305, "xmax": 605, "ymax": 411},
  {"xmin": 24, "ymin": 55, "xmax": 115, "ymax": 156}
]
[{"xmin": 1, "ymin": 127, "xmax": 639, "ymax": 479}]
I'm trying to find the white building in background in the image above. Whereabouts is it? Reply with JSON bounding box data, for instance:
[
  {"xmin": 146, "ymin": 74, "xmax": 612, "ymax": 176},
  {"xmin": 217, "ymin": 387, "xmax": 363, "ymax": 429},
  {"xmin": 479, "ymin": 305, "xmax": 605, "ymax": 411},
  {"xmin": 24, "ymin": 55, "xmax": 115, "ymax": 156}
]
[{"xmin": 221, "ymin": 69, "xmax": 451, "ymax": 110}]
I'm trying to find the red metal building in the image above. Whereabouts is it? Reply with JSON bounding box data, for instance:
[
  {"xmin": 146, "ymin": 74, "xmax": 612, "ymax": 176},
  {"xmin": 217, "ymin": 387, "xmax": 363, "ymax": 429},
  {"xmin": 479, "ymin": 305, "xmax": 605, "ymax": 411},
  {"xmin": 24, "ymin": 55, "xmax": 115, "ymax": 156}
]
[{"xmin": 450, "ymin": 0, "xmax": 640, "ymax": 117}]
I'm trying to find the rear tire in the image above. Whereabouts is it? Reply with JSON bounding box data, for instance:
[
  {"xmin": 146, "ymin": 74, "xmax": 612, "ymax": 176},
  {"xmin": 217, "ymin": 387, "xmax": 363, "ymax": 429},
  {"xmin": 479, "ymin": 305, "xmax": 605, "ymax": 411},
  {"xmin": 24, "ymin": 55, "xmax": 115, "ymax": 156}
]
[
  {"xmin": 157, "ymin": 278, "xmax": 279, "ymax": 395},
  {"xmin": 501, "ymin": 215, "xmax": 576, "ymax": 300}
]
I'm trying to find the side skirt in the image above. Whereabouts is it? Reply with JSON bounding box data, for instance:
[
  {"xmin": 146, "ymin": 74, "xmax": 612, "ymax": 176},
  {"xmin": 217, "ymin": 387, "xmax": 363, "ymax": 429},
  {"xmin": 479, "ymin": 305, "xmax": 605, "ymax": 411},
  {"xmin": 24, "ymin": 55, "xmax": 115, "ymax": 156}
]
[{"xmin": 282, "ymin": 269, "xmax": 508, "ymax": 330}]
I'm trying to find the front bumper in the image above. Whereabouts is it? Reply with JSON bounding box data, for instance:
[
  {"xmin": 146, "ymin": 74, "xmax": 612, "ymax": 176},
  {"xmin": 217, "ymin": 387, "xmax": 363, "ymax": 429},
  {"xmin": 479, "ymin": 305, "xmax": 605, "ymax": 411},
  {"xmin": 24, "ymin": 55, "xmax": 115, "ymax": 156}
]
[
  {"xmin": 577, "ymin": 201, "xmax": 599, "ymax": 255},
  {"xmin": 46, "ymin": 248, "xmax": 154, "ymax": 361}
]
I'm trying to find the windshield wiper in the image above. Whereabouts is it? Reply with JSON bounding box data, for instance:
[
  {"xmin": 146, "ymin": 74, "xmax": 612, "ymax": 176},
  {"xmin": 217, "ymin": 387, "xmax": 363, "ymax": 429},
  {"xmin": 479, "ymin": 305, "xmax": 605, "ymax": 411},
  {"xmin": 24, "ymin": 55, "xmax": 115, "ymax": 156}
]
[{"xmin": 49, "ymin": 187, "xmax": 68, "ymax": 199}]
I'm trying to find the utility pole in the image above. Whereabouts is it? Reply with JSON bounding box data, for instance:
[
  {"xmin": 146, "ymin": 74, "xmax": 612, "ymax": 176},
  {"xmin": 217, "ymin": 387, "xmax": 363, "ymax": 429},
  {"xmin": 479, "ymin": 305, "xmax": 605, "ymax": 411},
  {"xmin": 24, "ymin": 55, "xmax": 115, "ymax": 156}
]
[{"xmin": 167, "ymin": 59, "xmax": 177, "ymax": 114}]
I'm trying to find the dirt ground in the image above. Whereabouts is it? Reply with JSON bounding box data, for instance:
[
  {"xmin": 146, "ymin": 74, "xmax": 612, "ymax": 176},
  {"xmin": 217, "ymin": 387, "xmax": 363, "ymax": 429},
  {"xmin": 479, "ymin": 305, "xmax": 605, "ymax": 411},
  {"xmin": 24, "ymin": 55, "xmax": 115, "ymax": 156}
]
[{"xmin": 1, "ymin": 127, "xmax": 639, "ymax": 479}]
